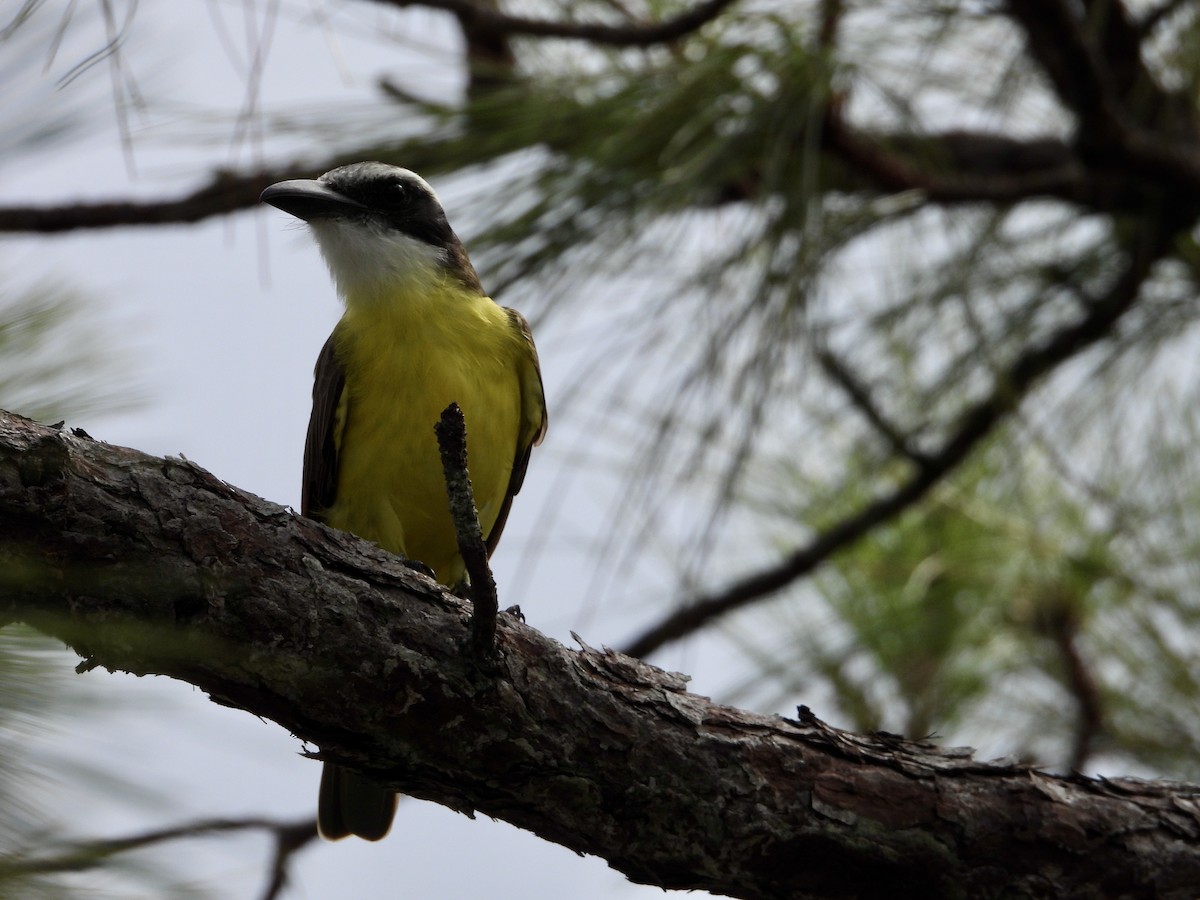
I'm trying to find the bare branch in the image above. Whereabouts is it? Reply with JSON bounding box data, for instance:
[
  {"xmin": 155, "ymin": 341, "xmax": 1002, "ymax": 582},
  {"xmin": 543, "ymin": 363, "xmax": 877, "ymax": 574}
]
[
  {"xmin": 816, "ymin": 0, "xmax": 843, "ymax": 50},
  {"xmin": 364, "ymin": 0, "xmax": 739, "ymax": 47},
  {"xmin": 820, "ymin": 107, "xmax": 1162, "ymax": 213},
  {"xmin": 260, "ymin": 819, "xmax": 322, "ymax": 900},
  {"xmin": 1004, "ymin": 0, "xmax": 1127, "ymax": 137},
  {"xmin": 814, "ymin": 347, "xmax": 929, "ymax": 468},
  {"xmin": 1040, "ymin": 603, "xmax": 1104, "ymax": 773},
  {"xmin": 0, "ymin": 815, "xmax": 317, "ymax": 897},
  {"xmin": 0, "ymin": 168, "xmax": 283, "ymax": 233},
  {"xmin": 434, "ymin": 402, "xmax": 498, "ymax": 655},
  {"xmin": 1004, "ymin": 0, "xmax": 1199, "ymax": 165}
]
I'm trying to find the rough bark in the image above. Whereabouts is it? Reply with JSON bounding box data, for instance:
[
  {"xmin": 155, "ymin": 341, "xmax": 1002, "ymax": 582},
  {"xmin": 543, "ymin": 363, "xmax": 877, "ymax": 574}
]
[{"xmin": 1, "ymin": 409, "xmax": 1198, "ymax": 900}]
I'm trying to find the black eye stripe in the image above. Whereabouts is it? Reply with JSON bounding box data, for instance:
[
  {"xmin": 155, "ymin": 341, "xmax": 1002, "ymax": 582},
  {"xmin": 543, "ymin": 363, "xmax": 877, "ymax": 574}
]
[
  {"xmin": 318, "ymin": 165, "xmax": 457, "ymax": 251},
  {"xmin": 340, "ymin": 177, "xmax": 425, "ymax": 211}
]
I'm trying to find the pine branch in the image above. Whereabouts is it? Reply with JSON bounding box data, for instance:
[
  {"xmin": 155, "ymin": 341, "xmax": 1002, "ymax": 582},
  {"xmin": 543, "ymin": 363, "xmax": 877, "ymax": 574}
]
[{"xmin": 622, "ymin": 213, "xmax": 1182, "ymax": 658}]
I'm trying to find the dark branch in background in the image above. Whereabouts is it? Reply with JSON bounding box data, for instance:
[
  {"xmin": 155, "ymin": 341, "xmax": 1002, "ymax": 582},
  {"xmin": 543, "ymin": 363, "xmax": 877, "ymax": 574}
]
[
  {"xmin": 623, "ymin": 216, "xmax": 1181, "ymax": 659},
  {"xmin": 447, "ymin": 0, "xmax": 518, "ymax": 99},
  {"xmin": 820, "ymin": 112, "xmax": 1200, "ymax": 214},
  {"xmin": 0, "ymin": 1, "xmax": 736, "ymax": 229},
  {"xmin": 1139, "ymin": 0, "xmax": 1192, "ymax": 36},
  {"xmin": 434, "ymin": 402, "xmax": 498, "ymax": 656},
  {"xmin": 816, "ymin": 0, "xmax": 843, "ymax": 49},
  {"xmin": 0, "ymin": 816, "xmax": 317, "ymax": 900},
  {"xmin": 367, "ymin": 0, "xmax": 738, "ymax": 46},
  {"xmin": 0, "ymin": 169, "xmax": 286, "ymax": 233},
  {"xmin": 814, "ymin": 347, "xmax": 930, "ymax": 468},
  {"xmin": 1079, "ymin": 0, "xmax": 1154, "ymax": 102},
  {"xmin": 1040, "ymin": 602, "xmax": 1105, "ymax": 773},
  {"xmin": 4, "ymin": 126, "xmax": 1191, "ymax": 235},
  {"xmin": 260, "ymin": 819, "xmax": 322, "ymax": 900},
  {"xmin": 3, "ymin": 410, "xmax": 1200, "ymax": 899},
  {"xmin": 1005, "ymin": 0, "xmax": 1126, "ymax": 138},
  {"xmin": 1006, "ymin": 0, "xmax": 1200, "ymax": 156}
]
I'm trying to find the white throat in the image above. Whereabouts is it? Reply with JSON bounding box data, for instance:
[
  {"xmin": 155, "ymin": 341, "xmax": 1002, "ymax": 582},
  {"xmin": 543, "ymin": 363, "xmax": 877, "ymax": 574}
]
[{"xmin": 309, "ymin": 218, "xmax": 447, "ymax": 305}]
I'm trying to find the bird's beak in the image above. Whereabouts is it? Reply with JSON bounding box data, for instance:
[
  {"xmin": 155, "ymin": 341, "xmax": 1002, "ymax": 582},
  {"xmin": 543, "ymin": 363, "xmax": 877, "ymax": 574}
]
[{"xmin": 261, "ymin": 179, "xmax": 368, "ymax": 221}]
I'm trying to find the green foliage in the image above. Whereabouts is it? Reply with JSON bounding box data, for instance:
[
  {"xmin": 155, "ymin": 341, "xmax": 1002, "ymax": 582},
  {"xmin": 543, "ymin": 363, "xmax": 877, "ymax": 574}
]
[
  {"xmin": 727, "ymin": 402, "xmax": 1200, "ymax": 776},
  {"xmin": 0, "ymin": 627, "xmax": 153, "ymax": 900}
]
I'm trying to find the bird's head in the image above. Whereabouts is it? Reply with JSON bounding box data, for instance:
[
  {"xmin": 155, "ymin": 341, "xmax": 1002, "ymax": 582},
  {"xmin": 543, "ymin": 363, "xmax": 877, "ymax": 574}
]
[{"xmin": 261, "ymin": 162, "xmax": 482, "ymax": 301}]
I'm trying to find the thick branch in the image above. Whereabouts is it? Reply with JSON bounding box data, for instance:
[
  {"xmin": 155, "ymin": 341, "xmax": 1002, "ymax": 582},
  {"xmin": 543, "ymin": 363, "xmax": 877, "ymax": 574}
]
[
  {"xmin": 1005, "ymin": 0, "xmax": 1127, "ymax": 137},
  {"xmin": 1004, "ymin": 0, "xmax": 1200, "ymax": 178},
  {"xmin": 2, "ymin": 412, "xmax": 1200, "ymax": 899},
  {"xmin": 821, "ymin": 117, "xmax": 1200, "ymax": 214}
]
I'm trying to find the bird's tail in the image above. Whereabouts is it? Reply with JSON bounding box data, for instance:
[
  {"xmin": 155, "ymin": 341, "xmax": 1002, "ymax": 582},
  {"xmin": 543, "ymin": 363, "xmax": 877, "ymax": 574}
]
[{"xmin": 318, "ymin": 762, "xmax": 397, "ymax": 841}]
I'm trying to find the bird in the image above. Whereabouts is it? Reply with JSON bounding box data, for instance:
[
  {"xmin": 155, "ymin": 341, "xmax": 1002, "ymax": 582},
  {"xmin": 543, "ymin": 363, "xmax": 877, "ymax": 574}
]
[{"xmin": 261, "ymin": 161, "xmax": 547, "ymax": 841}]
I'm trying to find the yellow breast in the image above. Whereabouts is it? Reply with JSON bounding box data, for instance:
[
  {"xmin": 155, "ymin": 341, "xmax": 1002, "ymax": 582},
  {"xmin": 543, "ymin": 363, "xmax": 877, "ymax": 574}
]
[{"xmin": 324, "ymin": 284, "xmax": 525, "ymax": 586}]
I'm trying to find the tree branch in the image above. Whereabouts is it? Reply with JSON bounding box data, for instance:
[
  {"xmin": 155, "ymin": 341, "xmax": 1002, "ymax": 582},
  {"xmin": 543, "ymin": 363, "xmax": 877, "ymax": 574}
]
[
  {"xmin": 1004, "ymin": 0, "xmax": 1200, "ymax": 180},
  {"xmin": 0, "ymin": 169, "xmax": 285, "ymax": 233},
  {"xmin": 3, "ymin": 411, "xmax": 1200, "ymax": 898},
  {"xmin": 434, "ymin": 401, "xmax": 498, "ymax": 654},
  {"xmin": 1139, "ymin": 0, "xmax": 1192, "ymax": 36},
  {"xmin": 820, "ymin": 113, "xmax": 1198, "ymax": 214},
  {"xmin": 1004, "ymin": 0, "xmax": 1127, "ymax": 138},
  {"xmin": 365, "ymin": 0, "xmax": 738, "ymax": 47},
  {"xmin": 623, "ymin": 213, "xmax": 1182, "ymax": 659},
  {"xmin": 0, "ymin": 815, "xmax": 317, "ymax": 900},
  {"xmin": 7, "ymin": 2, "xmax": 1200, "ymax": 240},
  {"xmin": 1044, "ymin": 603, "xmax": 1104, "ymax": 774},
  {"xmin": 813, "ymin": 346, "xmax": 930, "ymax": 468},
  {"xmin": 3, "ymin": 124, "xmax": 1193, "ymax": 236}
]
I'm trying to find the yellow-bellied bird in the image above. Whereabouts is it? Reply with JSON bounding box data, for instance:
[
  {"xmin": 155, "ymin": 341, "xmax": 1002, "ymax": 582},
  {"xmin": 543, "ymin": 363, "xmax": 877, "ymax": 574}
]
[{"xmin": 261, "ymin": 162, "xmax": 547, "ymax": 841}]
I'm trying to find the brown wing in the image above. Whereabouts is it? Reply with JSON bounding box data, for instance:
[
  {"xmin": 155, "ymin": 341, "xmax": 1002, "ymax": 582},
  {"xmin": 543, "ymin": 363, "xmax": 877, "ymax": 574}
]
[
  {"xmin": 484, "ymin": 308, "xmax": 548, "ymax": 556},
  {"xmin": 302, "ymin": 331, "xmax": 347, "ymax": 522}
]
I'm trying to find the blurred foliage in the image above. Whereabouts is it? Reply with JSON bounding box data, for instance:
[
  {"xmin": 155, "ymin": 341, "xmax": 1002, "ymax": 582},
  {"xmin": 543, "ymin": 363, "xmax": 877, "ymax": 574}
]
[
  {"xmin": 0, "ymin": 0, "xmax": 100, "ymax": 161},
  {"xmin": 0, "ymin": 279, "xmax": 141, "ymax": 423},
  {"xmin": 0, "ymin": 629, "xmax": 201, "ymax": 899},
  {"xmin": 261, "ymin": 0, "xmax": 1200, "ymax": 788},
  {"xmin": 0, "ymin": 626, "xmax": 75, "ymax": 900},
  {"xmin": 0, "ymin": 275, "xmax": 153, "ymax": 894},
  {"xmin": 725, "ymin": 375, "xmax": 1200, "ymax": 777},
  {"xmin": 0, "ymin": 79, "xmax": 145, "ymax": 894},
  {"xmin": 404, "ymin": 3, "xmax": 1200, "ymax": 781}
]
